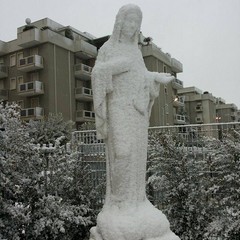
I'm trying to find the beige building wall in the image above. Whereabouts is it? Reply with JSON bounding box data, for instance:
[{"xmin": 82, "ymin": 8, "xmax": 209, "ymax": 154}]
[
  {"xmin": 1, "ymin": 19, "xmax": 186, "ymax": 128},
  {"xmin": 0, "ymin": 18, "xmax": 97, "ymax": 129},
  {"xmin": 1, "ymin": 20, "xmax": 239, "ymax": 129},
  {"xmin": 216, "ymin": 103, "xmax": 238, "ymax": 123},
  {"xmin": 140, "ymin": 41, "xmax": 184, "ymax": 126},
  {"xmin": 177, "ymin": 87, "xmax": 216, "ymax": 124}
]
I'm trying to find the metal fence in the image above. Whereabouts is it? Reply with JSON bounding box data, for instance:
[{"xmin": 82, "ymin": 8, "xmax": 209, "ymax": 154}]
[
  {"xmin": 72, "ymin": 121, "xmax": 240, "ymax": 195},
  {"xmin": 72, "ymin": 122, "xmax": 240, "ymax": 157},
  {"xmin": 72, "ymin": 122, "xmax": 240, "ymax": 239}
]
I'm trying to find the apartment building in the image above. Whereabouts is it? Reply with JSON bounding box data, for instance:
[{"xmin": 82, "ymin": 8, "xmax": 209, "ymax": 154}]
[
  {"xmin": 139, "ymin": 35, "xmax": 184, "ymax": 126},
  {"xmin": 177, "ymin": 87, "xmax": 216, "ymax": 125},
  {"xmin": 0, "ymin": 18, "xmax": 98, "ymax": 129},
  {"xmin": 237, "ymin": 111, "xmax": 240, "ymax": 122},
  {"xmin": 215, "ymin": 97, "xmax": 238, "ymax": 123},
  {"xmin": 0, "ymin": 18, "xmax": 184, "ymax": 128}
]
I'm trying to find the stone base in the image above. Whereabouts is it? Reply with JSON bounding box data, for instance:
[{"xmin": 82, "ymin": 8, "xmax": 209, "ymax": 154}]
[{"xmin": 89, "ymin": 200, "xmax": 180, "ymax": 240}]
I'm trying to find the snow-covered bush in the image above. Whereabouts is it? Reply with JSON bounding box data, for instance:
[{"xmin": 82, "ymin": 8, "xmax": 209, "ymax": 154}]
[
  {"xmin": 147, "ymin": 130, "xmax": 206, "ymax": 239},
  {"xmin": 28, "ymin": 113, "xmax": 73, "ymax": 146},
  {"xmin": 147, "ymin": 128, "xmax": 240, "ymax": 240},
  {"xmin": 0, "ymin": 102, "xmax": 99, "ymax": 240},
  {"xmin": 203, "ymin": 128, "xmax": 240, "ymax": 239}
]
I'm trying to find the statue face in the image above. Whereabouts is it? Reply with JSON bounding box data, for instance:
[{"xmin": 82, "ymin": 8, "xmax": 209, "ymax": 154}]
[{"xmin": 121, "ymin": 12, "xmax": 140, "ymax": 40}]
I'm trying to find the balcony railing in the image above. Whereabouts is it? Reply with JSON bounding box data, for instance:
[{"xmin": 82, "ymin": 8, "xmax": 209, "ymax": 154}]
[
  {"xmin": 74, "ymin": 39, "xmax": 98, "ymax": 59},
  {"xmin": 18, "ymin": 81, "xmax": 44, "ymax": 96},
  {"xmin": 20, "ymin": 107, "xmax": 44, "ymax": 120},
  {"xmin": 172, "ymin": 78, "xmax": 183, "ymax": 89},
  {"xmin": 76, "ymin": 110, "xmax": 95, "ymax": 122},
  {"xmin": 141, "ymin": 43, "xmax": 172, "ymax": 65},
  {"xmin": 171, "ymin": 58, "xmax": 183, "ymax": 73},
  {"xmin": 74, "ymin": 63, "xmax": 92, "ymax": 80},
  {"xmin": 0, "ymin": 89, "xmax": 8, "ymax": 101},
  {"xmin": 0, "ymin": 40, "xmax": 7, "ymax": 56},
  {"xmin": 18, "ymin": 55, "xmax": 43, "ymax": 72},
  {"xmin": 0, "ymin": 65, "xmax": 8, "ymax": 78},
  {"xmin": 173, "ymin": 96, "xmax": 184, "ymax": 107},
  {"xmin": 18, "ymin": 28, "xmax": 41, "ymax": 48},
  {"xmin": 174, "ymin": 114, "xmax": 186, "ymax": 124},
  {"xmin": 75, "ymin": 87, "xmax": 93, "ymax": 101}
]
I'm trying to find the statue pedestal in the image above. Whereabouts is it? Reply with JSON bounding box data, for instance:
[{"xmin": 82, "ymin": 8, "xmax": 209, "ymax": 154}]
[{"xmin": 89, "ymin": 200, "xmax": 180, "ymax": 240}]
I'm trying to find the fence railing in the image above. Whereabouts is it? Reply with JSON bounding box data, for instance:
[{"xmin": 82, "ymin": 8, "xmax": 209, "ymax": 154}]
[
  {"xmin": 71, "ymin": 121, "xmax": 240, "ymax": 192},
  {"xmin": 72, "ymin": 122, "xmax": 240, "ymax": 157}
]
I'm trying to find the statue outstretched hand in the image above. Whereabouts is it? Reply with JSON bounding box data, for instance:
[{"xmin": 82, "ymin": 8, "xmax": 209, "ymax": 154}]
[{"xmin": 155, "ymin": 73, "xmax": 175, "ymax": 84}]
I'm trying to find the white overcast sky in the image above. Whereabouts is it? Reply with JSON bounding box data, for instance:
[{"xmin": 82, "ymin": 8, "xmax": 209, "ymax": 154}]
[{"xmin": 1, "ymin": 0, "xmax": 240, "ymax": 108}]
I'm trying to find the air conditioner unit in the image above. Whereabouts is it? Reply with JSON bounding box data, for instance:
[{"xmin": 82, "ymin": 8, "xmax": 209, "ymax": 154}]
[
  {"xmin": 195, "ymin": 105, "xmax": 203, "ymax": 111},
  {"xmin": 195, "ymin": 117, "xmax": 203, "ymax": 123}
]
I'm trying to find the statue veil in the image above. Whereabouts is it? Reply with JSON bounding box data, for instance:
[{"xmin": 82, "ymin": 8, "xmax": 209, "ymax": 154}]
[{"xmin": 92, "ymin": 4, "xmax": 143, "ymax": 139}]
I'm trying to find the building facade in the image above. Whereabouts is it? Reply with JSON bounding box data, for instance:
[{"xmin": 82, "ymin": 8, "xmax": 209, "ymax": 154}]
[
  {"xmin": 0, "ymin": 18, "xmax": 97, "ymax": 129},
  {"xmin": 216, "ymin": 98, "xmax": 238, "ymax": 123},
  {"xmin": 1, "ymin": 18, "xmax": 238, "ymax": 128},
  {"xmin": 177, "ymin": 87, "xmax": 217, "ymax": 125},
  {"xmin": 0, "ymin": 18, "xmax": 184, "ymax": 128},
  {"xmin": 139, "ymin": 35, "xmax": 184, "ymax": 126}
]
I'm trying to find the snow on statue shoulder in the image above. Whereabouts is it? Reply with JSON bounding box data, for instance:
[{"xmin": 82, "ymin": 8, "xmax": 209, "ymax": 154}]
[{"xmin": 90, "ymin": 4, "xmax": 180, "ymax": 240}]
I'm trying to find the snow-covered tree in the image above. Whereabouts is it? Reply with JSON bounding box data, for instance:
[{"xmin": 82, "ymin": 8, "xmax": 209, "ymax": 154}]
[
  {"xmin": 147, "ymin": 130, "xmax": 215, "ymax": 239},
  {"xmin": 28, "ymin": 113, "xmax": 73, "ymax": 146},
  {"xmin": 0, "ymin": 102, "xmax": 101, "ymax": 240},
  {"xmin": 203, "ymin": 128, "xmax": 240, "ymax": 239},
  {"xmin": 147, "ymin": 127, "xmax": 240, "ymax": 240}
]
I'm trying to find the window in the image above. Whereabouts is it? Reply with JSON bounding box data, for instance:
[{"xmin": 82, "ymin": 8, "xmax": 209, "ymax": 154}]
[
  {"xmin": 17, "ymin": 100, "xmax": 24, "ymax": 109},
  {"xmin": 31, "ymin": 98, "xmax": 39, "ymax": 108},
  {"xmin": 76, "ymin": 102, "xmax": 84, "ymax": 110},
  {"xmin": 76, "ymin": 80, "xmax": 83, "ymax": 88},
  {"xmin": 163, "ymin": 64, "xmax": 167, "ymax": 73},
  {"xmin": 18, "ymin": 76, "xmax": 24, "ymax": 85},
  {"xmin": 10, "ymin": 78, "xmax": 17, "ymax": 90},
  {"xmin": 30, "ymin": 47, "xmax": 38, "ymax": 55},
  {"xmin": 30, "ymin": 72, "xmax": 39, "ymax": 81},
  {"xmin": 0, "ymin": 80, "xmax": 4, "ymax": 89},
  {"xmin": 17, "ymin": 52, "xmax": 23, "ymax": 60},
  {"xmin": 165, "ymin": 104, "xmax": 169, "ymax": 114},
  {"xmin": 164, "ymin": 86, "xmax": 168, "ymax": 94},
  {"xmin": 17, "ymin": 52, "xmax": 24, "ymax": 66},
  {"xmin": 10, "ymin": 54, "xmax": 16, "ymax": 67}
]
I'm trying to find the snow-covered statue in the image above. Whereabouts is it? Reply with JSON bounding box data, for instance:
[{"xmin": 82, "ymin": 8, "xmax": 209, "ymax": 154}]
[{"xmin": 90, "ymin": 4, "xmax": 180, "ymax": 240}]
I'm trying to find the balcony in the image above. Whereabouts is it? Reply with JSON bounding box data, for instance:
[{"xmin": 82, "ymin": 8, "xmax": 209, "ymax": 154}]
[
  {"xmin": 75, "ymin": 39, "xmax": 97, "ymax": 59},
  {"xmin": 0, "ymin": 40, "xmax": 7, "ymax": 56},
  {"xmin": 20, "ymin": 107, "xmax": 44, "ymax": 120},
  {"xmin": 75, "ymin": 87, "xmax": 93, "ymax": 101},
  {"xmin": 173, "ymin": 96, "xmax": 184, "ymax": 107},
  {"xmin": 76, "ymin": 110, "xmax": 95, "ymax": 122},
  {"xmin": 174, "ymin": 114, "xmax": 186, "ymax": 125},
  {"xmin": 172, "ymin": 78, "xmax": 183, "ymax": 89},
  {"xmin": 0, "ymin": 89, "xmax": 8, "ymax": 101},
  {"xmin": 18, "ymin": 28, "xmax": 41, "ymax": 48},
  {"xmin": 18, "ymin": 55, "xmax": 43, "ymax": 72},
  {"xmin": 74, "ymin": 63, "xmax": 92, "ymax": 80},
  {"xmin": 0, "ymin": 65, "xmax": 8, "ymax": 78},
  {"xmin": 171, "ymin": 58, "xmax": 183, "ymax": 73},
  {"xmin": 142, "ymin": 43, "xmax": 171, "ymax": 65},
  {"xmin": 18, "ymin": 81, "xmax": 44, "ymax": 96}
]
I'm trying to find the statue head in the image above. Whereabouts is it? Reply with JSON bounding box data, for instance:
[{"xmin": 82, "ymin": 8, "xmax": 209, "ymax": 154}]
[{"xmin": 110, "ymin": 4, "xmax": 142, "ymax": 44}]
